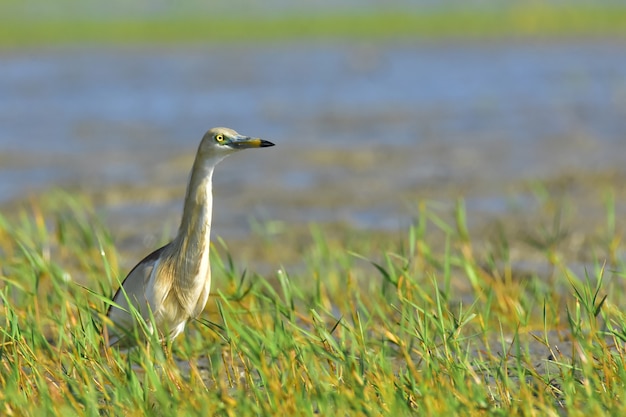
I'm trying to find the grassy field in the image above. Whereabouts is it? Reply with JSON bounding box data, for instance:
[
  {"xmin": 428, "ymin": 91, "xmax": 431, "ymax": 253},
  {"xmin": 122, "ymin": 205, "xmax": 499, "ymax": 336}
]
[
  {"xmin": 1, "ymin": 4, "xmax": 626, "ymax": 48},
  {"xmin": 0, "ymin": 191, "xmax": 625, "ymax": 415}
]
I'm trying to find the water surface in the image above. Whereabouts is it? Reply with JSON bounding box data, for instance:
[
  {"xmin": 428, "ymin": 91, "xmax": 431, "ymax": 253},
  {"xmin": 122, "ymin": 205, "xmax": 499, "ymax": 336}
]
[{"xmin": 1, "ymin": 41, "xmax": 625, "ymax": 243}]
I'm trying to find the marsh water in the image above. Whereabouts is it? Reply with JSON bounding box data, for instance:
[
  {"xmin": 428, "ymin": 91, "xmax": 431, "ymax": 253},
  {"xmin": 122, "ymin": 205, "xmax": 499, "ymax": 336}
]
[{"xmin": 1, "ymin": 41, "xmax": 626, "ymax": 262}]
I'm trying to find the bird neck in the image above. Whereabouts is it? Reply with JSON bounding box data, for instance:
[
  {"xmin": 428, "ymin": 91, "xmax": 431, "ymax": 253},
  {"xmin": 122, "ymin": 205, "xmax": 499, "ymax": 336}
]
[{"xmin": 174, "ymin": 155, "xmax": 221, "ymax": 267}]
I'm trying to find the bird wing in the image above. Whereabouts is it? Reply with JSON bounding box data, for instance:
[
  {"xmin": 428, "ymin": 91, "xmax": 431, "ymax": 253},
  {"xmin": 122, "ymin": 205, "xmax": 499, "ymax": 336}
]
[{"xmin": 106, "ymin": 244, "xmax": 169, "ymax": 342}]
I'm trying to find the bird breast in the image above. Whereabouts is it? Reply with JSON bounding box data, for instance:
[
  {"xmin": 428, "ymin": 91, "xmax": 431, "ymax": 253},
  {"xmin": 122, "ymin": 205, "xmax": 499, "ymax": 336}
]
[{"xmin": 164, "ymin": 218, "xmax": 213, "ymax": 320}]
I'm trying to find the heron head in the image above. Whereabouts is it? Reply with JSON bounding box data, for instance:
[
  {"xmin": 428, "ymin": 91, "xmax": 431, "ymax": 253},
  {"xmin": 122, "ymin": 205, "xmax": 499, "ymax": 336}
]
[{"xmin": 199, "ymin": 127, "xmax": 274, "ymax": 157}]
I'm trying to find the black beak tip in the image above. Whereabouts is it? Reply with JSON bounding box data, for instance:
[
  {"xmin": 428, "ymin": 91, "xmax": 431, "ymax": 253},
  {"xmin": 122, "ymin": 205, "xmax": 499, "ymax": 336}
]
[{"xmin": 260, "ymin": 140, "xmax": 275, "ymax": 147}]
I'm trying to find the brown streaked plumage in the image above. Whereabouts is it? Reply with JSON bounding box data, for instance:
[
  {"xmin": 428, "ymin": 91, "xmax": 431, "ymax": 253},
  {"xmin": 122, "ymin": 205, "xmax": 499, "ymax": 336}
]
[{"xmin": 105, "ymin": 127, "xmax": 274, "ymax": 346}]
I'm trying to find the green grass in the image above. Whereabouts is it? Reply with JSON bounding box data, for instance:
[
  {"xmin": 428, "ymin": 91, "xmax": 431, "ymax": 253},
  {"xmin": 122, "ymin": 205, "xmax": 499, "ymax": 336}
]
[
  {"xmin": 1, "ymin": 5, "xmax": 626, "ymax": 48},
  {"xmin": 1, "ymin": 190, "xmax": 626, "ymax": 415}
]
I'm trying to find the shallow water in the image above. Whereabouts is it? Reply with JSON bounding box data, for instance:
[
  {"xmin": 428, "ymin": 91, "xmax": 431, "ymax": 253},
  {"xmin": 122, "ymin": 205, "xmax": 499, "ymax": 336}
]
[{"xmin": 1, "ymin": 41, "xmax": 625, "ymax": 242}]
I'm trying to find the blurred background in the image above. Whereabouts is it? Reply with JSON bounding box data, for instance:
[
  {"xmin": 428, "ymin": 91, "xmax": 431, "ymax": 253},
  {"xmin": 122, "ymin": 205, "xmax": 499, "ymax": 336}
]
[{"xmin": 1, "ymin": 0, "xmax": 626, "ymax": 268}]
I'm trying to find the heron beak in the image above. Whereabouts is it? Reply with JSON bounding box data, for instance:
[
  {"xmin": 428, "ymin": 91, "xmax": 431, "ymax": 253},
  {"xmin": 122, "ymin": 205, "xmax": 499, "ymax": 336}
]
[{"xmin": 228, "ymin": 136, "xmax": 275, "ymax": 149}]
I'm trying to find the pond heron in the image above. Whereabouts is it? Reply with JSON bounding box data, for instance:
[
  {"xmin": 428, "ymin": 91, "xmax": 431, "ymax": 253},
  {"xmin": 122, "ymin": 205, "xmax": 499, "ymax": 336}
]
[{"xmin": 105, "ymin": 127, "xmax": 274, "ymax": 346}]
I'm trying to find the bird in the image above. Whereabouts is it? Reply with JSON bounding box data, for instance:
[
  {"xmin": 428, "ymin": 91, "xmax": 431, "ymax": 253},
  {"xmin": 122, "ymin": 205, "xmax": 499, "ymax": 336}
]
[{"xmin": 105, "ymin": 127, "xmax": 274, "ymax": 346}]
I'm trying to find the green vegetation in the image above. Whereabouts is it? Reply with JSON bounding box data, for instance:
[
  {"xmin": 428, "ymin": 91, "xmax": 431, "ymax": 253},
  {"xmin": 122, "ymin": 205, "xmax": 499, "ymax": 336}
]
[
  {"xmin": 1, "ymin": 4, "xmax": 626, "ymax": 48},
  {"xmin": 1, "ymin": 191, "xmax": 625, "ymax": 415}
]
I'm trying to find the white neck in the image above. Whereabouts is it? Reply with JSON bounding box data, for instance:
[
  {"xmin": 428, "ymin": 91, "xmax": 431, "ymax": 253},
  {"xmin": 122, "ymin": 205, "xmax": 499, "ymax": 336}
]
[{"xmin": 172, "ymin": 154, "xmax": 223, "ymax": 280}]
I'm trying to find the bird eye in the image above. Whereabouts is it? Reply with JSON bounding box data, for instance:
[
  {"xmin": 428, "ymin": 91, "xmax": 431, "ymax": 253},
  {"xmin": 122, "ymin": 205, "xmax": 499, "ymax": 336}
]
[{"xmin": 215, "ymin": 134, "xmax": 225, "ymax": 143}]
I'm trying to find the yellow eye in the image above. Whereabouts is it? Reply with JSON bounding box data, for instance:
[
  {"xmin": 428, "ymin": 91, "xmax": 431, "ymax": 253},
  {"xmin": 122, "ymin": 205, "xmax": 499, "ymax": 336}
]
[{"xmin": 215, "ymin": 134, "xmax": 225, "ymax": 143}]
